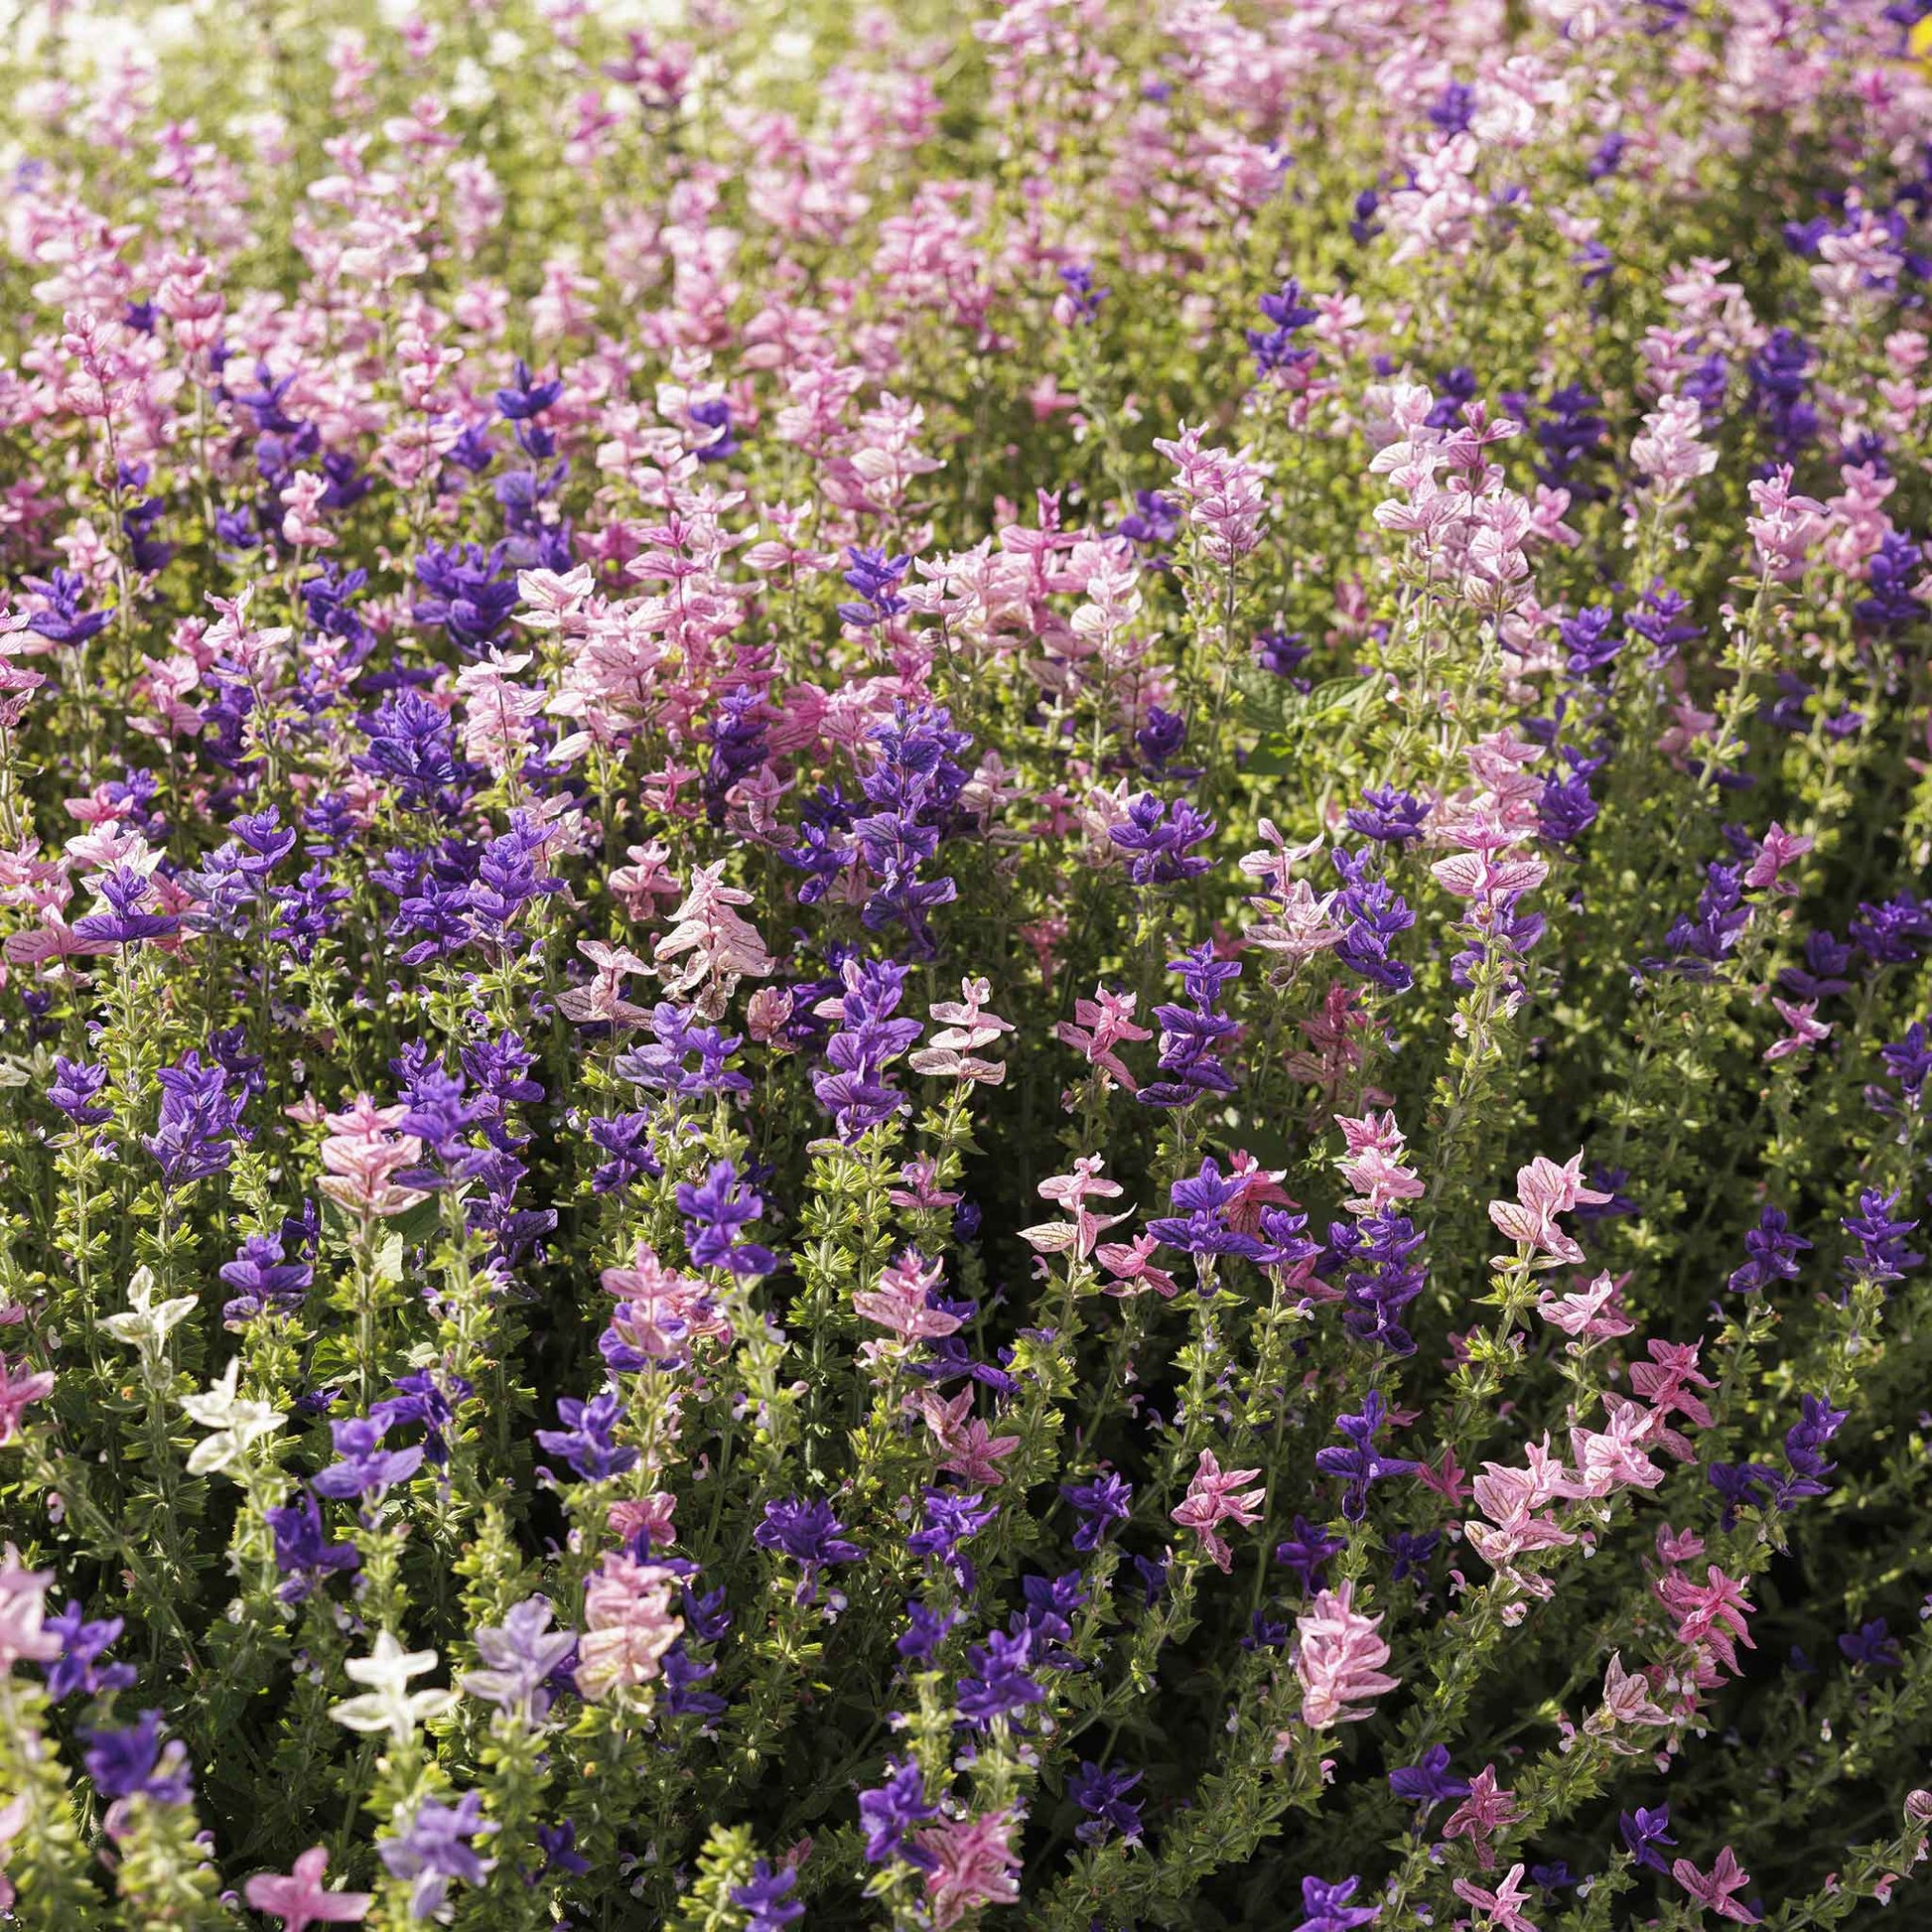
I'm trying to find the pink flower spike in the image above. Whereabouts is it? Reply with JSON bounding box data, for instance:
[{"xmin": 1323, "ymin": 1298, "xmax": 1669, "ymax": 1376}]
[
  {"xmin": 1452, "ymin": 1863, "xmax": 1539, "ymax": 1932},
  {"xmin": 1743, "ymin": 821, "xmax": 1813, "ymax": 894},
  {"xmin": 244, "ymin": 1847, "xmax": 373, "ymax": 1930},
  {"xmin": 916, "ymin": 1810, "xmax": 1022, "ymax": 1929},
  {"xmin": 1171, "ymin": 1449, "xmax": 1266, "ymax": 1571},
  {"xmin": 1672, "ymin": 1846, "xmax": 1759, "ymax": 1922},
  {"xmin": 0, "ymin": 1356, "xmax": 54, "ymax": 1445},
  {"xmin": 1294, "ymin": 1582, "xmax": 1399, "ymax": 1727}
]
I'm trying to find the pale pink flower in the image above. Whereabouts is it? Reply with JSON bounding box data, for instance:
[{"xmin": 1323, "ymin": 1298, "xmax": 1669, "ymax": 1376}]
[
  {"xmin": 575, "ymin": 1554, "xmax": 684, "ymax": 1701},
  {"xmin": 1743, "ymin": 821, "xmax": 1813, "ymax": 895},
  {"xmin": 1487, "ymin": 1152, "xmax": 1611, "ymax": 1268},
  {"xmin": 653, "ymin": 860, "xmax": 773, "ymax": 1016},
  {"xmin": 1673, "ymin": 1846, "xmax": 1758, "ymax": 1922},
  {"xmin": 913, "ymin": 1388, "xmax": 1022, "ymax": 1486},
  {"xmin": 608, "ymin": 841, "xmax": 681, "ymax": 920},
  {"xmin": 0, "ymin": 1547, "xmax": 62, "ymax": 1671},
  {"xmin": 910, "ymin": 976, "xmax": 1014, "ymax": 1084},
  {"xmin": 0, "ymin": 1355, "xmax": 53, "ymax": 1445},
  {"xmin": 317, "ymin": 1096, "xmax": 428, "ymax": 1221},
  {"xmin": 243, "ymin": 1848, "xmax": 373, "ymax": 1930},
  {"xmin": 1294, "ymin": 1582, "xmax": 1399, "ymax": 1728},
  {"xmin": 1021, "ymin": 1156, "xmax": 1129, "ymax": 1261},
  {"xmin": 1764, "ymin": 998, "xmax": 1831, "ymax": 1063},
  {"xmin": 1334, "ymin": 1111, "xmax": 1424, "ymax": 1215},
  {"xmin": 1171, "ymin": 1449, "xmax": 1266, "ymax": 1572},
  {"xmin": 1746, "ymin": 467, "xmax": 1827, "ymax": 583},
  {"xmin": 556, "ymin": 940, "xmax": 653, "ymax": 1028},
  {"xmin": 1151, "ymin": 423, "xmax": 1270, "ymax": 565},
  {"xmin": 1054, "ymin": 986, "xmax": 1151, "ymax": 1093},
  {"xmin": 853, "ymin": 1250, "xmax": 961, "ymax": 1345},
  {"xmin": 1444, "ymin": 1765, "xmax": 1524, "ymax": 1869},
  {"xmin": 1453, "ymin": 1863, "xmax": 1538, "ymax": 1932},
  {"xmin": 916, "ymin": 1810, "xmax": 1022, "ymax": 1929},
  {"xmin": 1593, "ymin": 1652, "xmax": 1673, "ymax": 1736},
  {"xmin": 1656, "ymin": 1565, "xmax": 1755, "ymax": 1678},
  {"xmin": 1536, "ymin": 1271, "xmax": 1633, "ymax": 1344},
  {"xmin": 1094, "ymin": 1234, "xmax": 1180, "ymax": 1301}
]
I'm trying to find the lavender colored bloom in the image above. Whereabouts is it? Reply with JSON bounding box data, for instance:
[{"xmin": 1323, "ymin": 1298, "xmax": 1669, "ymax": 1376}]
[
  {"xmin": 1332, "ymin": 849, "xmax": 1415, "ymax": 994},
  {"xmin": 354, "ymin": 689, "xmax": 477, "ymax": 814},
  {"xmin": 1255, "ymin": 627, "xmax": 1311, "ymax": 676},
  {"xmin": 1069, "ymin": 1761, "xmax": 1144, "ymax": 1846},
  {"xmin": 1248, "ymin": 276, "xmax": 1318, "ymax": 378},
  {"xmin": 1109, "ymin": 792, "xmax": 1215, "ymax": 887},
  {"xmin": 732, "ymin": 1861, "xmax": 804, "ymax": 1932},
  {"xmin": 1850, "ymin": 893, "xmax": 1932, "ymax": 968},
  {"xmin": 703, "ymin": 685, "xmax": 769, "ymax": 824},
  {"xmin": 1839, "ymin": 1618, "xmax": 1902, "ymax": 1669},
  {"xmin": 754, "ymin": 1498, "xmax": 865, "ymax": 1601},
  {"xmin": 1147, "ymin": 1156, "xmax": 1269, "ymax": 1262},
  {"xmin": 1061, "ymin": 1471, "xmax": 1133, "ymax": 1552},
  {"xmin": 1620, "ymin": 1802, "xmax": 1676, "ymax": 1872},
  {"xmin": 677, "ymin": 1159, "xmax": 778, "ymax": 1278},
  {"xmin": 1314, "ymin": 1389, "xmax": 1417, "ymax": 1521},
  {"xmin": 1560, "ymin": 606, "xmax": 1621, "ymax": 677},
  {"xmin": 1842, "ymin": 1188, "xmax": 1922, "ymax": 1289},
  {"xmin": 44, "ymin": 1600, "xmax": 136, "ymax": 1702},
  {"xmin": 1141, "ymin": 944, "xmax": 1241, "ymax": 1109},
  {"xmin": 464, "ymin": 1596, "xmax": 578, "ymax": 1722},
  {"xmin": 1727, "ymin": 1206, "xmax": 1811, "ymax": 1295},
  {"xmin": 81, "ymin": 1711, "xmax": 194, "ymax": 1805},
  {"xmin": 1117, "ymin": 489, "xmax": 1181, "ymax": 549},
  {"xmin": 219, "ymin": 1232, "xmax": 313, "ymax": 1323},
  {"xmin": 535, "ymin": 1390, "xmax": 637, "ymax": 1482},
  {"xmin": 1135, "ymin": 706, "xmax": 1189, "ymax": 774},
  {"xmin": 143, "ymin": 1050, "xmax": 246, "ymax": 1186},
  {"xmin": 814, "ymin": 956, "xmax": 921, "ymax": 1141},
  {"xmin": 858, "ymin": 1756, "xmax": 940, "ymax": 1867},
  {"xmin": 1276, "ymin": 1516, "xmax": 1345, "ymax": 1593},
  {"xmin": 616, "ymin": 1004, "xmax": 753, "ymax": 1100},
  {"xmin": 379, "ymin": 1791, "xmax": 497, "ymax": 1920},
  {"xmin": 264, "ymin": 1492, "xmax": 359, "ymax": 1602},
  {"xmin": 372, "ymin": 1370, "xmax": 473, "ymax": 1467},
  {"xmin": 1748, "ymin": 327, "xmax": 1817, "ymax": 459},
  {"xmin": 906, "ymin": 1488, "xmax": 998, "ymax": 1587},
  {"xmin": 1346, "ymin": 785, "xmax": 1428, "ymax": 845},
  {"xmin": 534, "ymin": 1821, "xmax": 590, "ymax": 1879},
  {"xmin": 1879, "ymin": 1020, "xmax": 1932, "ymax": 1105},
  {"xmin": 413, "ymin": 540, "xmax": 518, "ymax": 655},
  {"xmin": 312, "ymin": 1415, "xmax": 427, "ymax": 1501},
  {"xmin": 1770, "ymin": 1394, "xmax": 1849, "ymax": 1511},
  {"xmin": 1389, "ymin": 1743, "xmax": 1469, "ymax": 1808},
  {"xmin": 1293, "ymin": 1874, "xmax": 1380, "ymax": 1932},
  {"xmin": 956, "ymin": 1625, "xmax": 1043, "ymax": 1726},
  {"xmin": 48, "ymin": 1056, "xmax": 111, "ymax": 1126},
  {"xmin": 1057, "ymin": 263, "xmax": 1108, "ymax": 324}
]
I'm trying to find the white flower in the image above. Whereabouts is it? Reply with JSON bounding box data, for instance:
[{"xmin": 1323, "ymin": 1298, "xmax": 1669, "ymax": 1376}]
[
  {"xmin": 101, "ymin": 1266, "xmax": 199, "ymax": 1358},
  {"xmin": 330, "ymin": 1630, "xmax": 459, "ymax": 1739},
  {"xmin": 178, "ymin": 1357, "xmax": 286, "ymax": 1475}
]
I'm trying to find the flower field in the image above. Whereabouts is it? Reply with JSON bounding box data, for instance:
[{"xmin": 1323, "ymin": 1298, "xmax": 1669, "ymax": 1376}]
[{"xmin": 5, "ymin": 0, "xmax": 1932, "ymax": 1925}]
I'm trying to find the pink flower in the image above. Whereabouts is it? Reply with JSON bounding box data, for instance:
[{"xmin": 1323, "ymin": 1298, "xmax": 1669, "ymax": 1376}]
[
  {"xmin": 1054, "ymin": 986, "xmax": 1151, "ymax": 1093},
  {"xmin": 909, "ymin": 976, "xmax": 1015, "ymax": 1085},
  {"xmin": 1151, "ymin": 423, "xmax": 1270, "ymax": 565},
  {"xmin": 1294, "ymin": 1582, "xmax": 1399, "ymax": 1727},
  {"xmin": 1672, "ymin": 1846, "xmax": 1758, "ymax": 1922},
  {"xmin": 1743, "ymin": 821, "xmax": 1813, "ymax": 894},
  {"xmin": 1536, "ymin": 1271, "xmax": 1633, "ymax": 1343},
  {"xmin": 912, "ymin": 1390, "xmax": 1022, "ymax": 1486},
  {"xmin": 243, "ymin": 1847, "xmax": 373, "ymax": 1930},
  {"xmin": 1022, "ymin": 1156, "xmax": 1129, "ymax": 1261},
  {"xmin": 1443, "ymin": 1765, "xmax": 1524, "ymax": 1869},
  {"xmin": 1764, "ymin": 998, "xmax": 1831, "ymax": 1063},
  {"xmin": 0, "ymin": 1355, "xmax": 54, "ymax": 1445},
  {"xmin": 916, "ymin": 1810, "xmax": 1022, "ymax": 1929},
  {"xmin": 1453, "ymin": 1863, "xmax": 1538, "ymax": 1931},
  {"xmin": 1094, "ymin": 1234, "xmax": 1180, "ymax": 1300},
  {"xmin": 1487, "ymin": 1152, "xmax": 1610, "ymax": 1268},
  {"xmin": 1171, "ymin": 1449, "xmax": 1266, "ymax": 1572},
  {"xmin": 653, "ymin": 860, "xmax": 773, "ymax": 1016},
  {"xmin": 1656, "ymin": 1565, "xmax": 1755, "ymax": 1677},
  {"xmin": 316, "ymin": 1095, "xmax": 429, "ymax": 1221},
  {"xmin": 853, "ymin": 1250, "xmax": 962, "ymax": 1345},
  {"xmin": 0, "ymin": 1547, "xmax": 62, "ymax": 1672},
  {"xmin": 1594, "ymin": 1651, "xmax": 1673, "ymax": 1734},
  {"xmin": 1334, "ymin": 1110, "xmax": 1424, "ymax": 1214},
  {"xmin": 576, "ymin": 1554, "xmax": 684, "ymax": 1701}
]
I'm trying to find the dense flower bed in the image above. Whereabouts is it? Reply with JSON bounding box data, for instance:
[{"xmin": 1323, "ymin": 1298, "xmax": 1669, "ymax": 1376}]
[{"xmin": 4, "ymin": 0, "xmax": 1932, "ymax": 1925}]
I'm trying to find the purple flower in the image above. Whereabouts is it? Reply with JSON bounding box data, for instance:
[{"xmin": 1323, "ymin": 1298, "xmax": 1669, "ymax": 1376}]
[
  {"xmin": 1839, "ymin": 1618, "xmax": 1902, "ymax": 1670},
  {"xmin": 754, "ymin": 1498, "xmax": 865, "ymax": 1602},
  {"xmin": 1057, "ymin": 263, "xmax": 1109, "ymax": 325},
  {"xmin": 264, "ymin": 1492, "xmax": 359, "ymax": 1602},
  {"xmin": 371, "ymin": 1370, "xmax": 473, "ymax": 1467},
  {"xmin": 143, "ymin": 1050, "xmax": 246, "ymax": 1186},
  {"xmin": 72, "ymin": 864, "xmax": 179, "ymax": 946},
  {"xmin": 1314, "ymin": 1389, "xmax": 1417, "ymax": 1521},
  {"xmin": 1060, "ymin": 1471, "xmax": 1133, "ymax": 1552},
  {"xmin": 1147, "ymin": 1157, "xmax": 1269, "ymax": 1262},
  {"xmin": 81, "ymin": 1711, "xmax": 193, "ymax": 1805},
  {"xmin": 1332, "ymin": 849, "xmax": 1415, "ymax": 993},
  {"xmin": 813, "ymin": 957, "xmax": 921, "ymax": 1141},
  {"xmin": 1389, "ymin": 1743, "xmax": 1469, "ymax": 1808},
  {"xmin": 48, "ymin": 1056, "xmax": 111, "ymax": 1126},
  {"xmin": 1321, "ymin": 1211, "xmax": 1428, "ymax": 1356},
  {"xmin": 1345, "ymin": 785, "xmax": 1427, "ymax": 845},
  {"xmin": 534, "ymin": 1390, "xmax": 637, "ymax": 1483},
  {"xmin": 1842, "ymin": 1188, "xmax": 1922, "ymax": 1289},
  {"xmin": 219, "ymin": 1232, "xmax": 313, "ymax": 1324},
  {"xmin": 897, "ymin": 1598, "xmax": 958, "ymax": 1664},
  {"xmin": 312, "ymin": 1415, "xmax": 426, "ymax": 1501},
  {"xmin": 1620, "ymin": 1801, "xmax": 1676, "ymax": 1871},
  {"xmin": 731, "ymin": 1861, "xmax": 804, "ymax": 1932},
  {"xmin": 1109, "ymin": 791, "xmax": 1216, "ymax": 887},
  {"xmin": 44, "ymin": 1600, "xmax": 136, "ymax": 1702},
  {"xmin": 1141, "ymin": 944, "xmax": 1241, "ymax": 1109},
  {"xmin": 1276, "ymin": 1516, "xmax": 1345, "ymax": 1593},
  {"xmin": 1293, "ymin": 1874, "xmax": 1380, "ymax": 1932},
  {"xmin": 1069, "ymin": 1761, "xmax": 1144, "ymax": 1846},
  {"xmin": 379, "ymin": 1791, "xmax": 497, "ymax": 1919},
  {"xmin": 858, "ymin": 1756, "xmax": 940, "ymax": 1867},
  {"xmin": 956, "ymin": 1625, "xmax": 1043, "ymax": 1727},
  {"xmin": 677, "ymin": 1159, "xmax": 778, "ymax": 1278},
  {"xmin": 1723, "ymin": 1205, "xmax": 1809, "ymax": 1297},
  {"xmin": 906, "ymin": 1488, "xmax": 998, "ymax": 1587}
]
